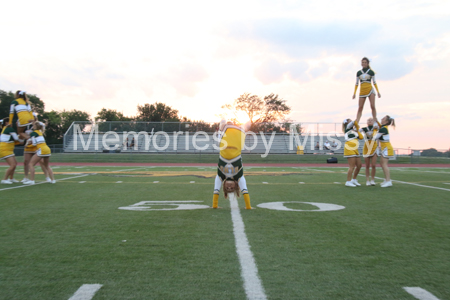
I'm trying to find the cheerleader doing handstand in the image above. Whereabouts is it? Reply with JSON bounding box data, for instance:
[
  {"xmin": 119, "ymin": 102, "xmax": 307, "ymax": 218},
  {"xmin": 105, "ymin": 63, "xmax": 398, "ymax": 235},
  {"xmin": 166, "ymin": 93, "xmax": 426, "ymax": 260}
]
[{"xmin": 212, "ymin": 120, "xmax": 252, "ymax": 209}]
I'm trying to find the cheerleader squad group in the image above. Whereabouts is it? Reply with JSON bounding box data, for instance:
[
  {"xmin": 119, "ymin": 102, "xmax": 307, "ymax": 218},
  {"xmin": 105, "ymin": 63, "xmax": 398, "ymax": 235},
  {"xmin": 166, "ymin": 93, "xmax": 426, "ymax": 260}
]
[
  {"xmin": 0, "ymin": 90, "xmax": 55, "ymax": 185},
  {"xmin": 1, "ymin": 57, "xmax": 394, "ymax": 197}
]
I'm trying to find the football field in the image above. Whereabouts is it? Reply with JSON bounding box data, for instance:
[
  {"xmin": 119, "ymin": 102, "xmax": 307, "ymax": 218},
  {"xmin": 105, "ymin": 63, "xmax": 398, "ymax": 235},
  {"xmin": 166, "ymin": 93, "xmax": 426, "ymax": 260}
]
[{"xmin": 1, "ymin": 165, "xmax": 449, "ymax": 299}]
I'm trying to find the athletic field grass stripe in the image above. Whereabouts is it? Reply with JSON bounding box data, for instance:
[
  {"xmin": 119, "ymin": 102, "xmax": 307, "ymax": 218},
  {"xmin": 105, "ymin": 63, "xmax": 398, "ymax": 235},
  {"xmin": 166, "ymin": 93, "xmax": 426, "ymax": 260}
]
[
  {"xmin": 403, "ymin": 287, "xmax": 441, "ymax": 300},
  {"xmin": 229, "ymin": 193, "xmax": 267, "ymax": 300},
  {"xmin": 0, "ymin": 174, "xmax": 89, "ymax": 192},
  {"xmin": 68, "ymin": 284, "xmax": 103, "ymax": 300}
]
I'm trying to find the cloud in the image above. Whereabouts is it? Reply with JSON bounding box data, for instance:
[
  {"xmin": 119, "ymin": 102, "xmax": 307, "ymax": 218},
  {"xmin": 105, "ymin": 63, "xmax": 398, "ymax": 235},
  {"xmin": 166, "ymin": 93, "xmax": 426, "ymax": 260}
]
[
  {"xmin": 254, "ymin": 59, "xmax": 309, "ymax": 84},
  {"xmin": 225, "ymin": 16, "xmax": 450, "ymax": 81},
  {"xmin": 161, "ymin": 62, "xmax": 209, "ymax": 97}
]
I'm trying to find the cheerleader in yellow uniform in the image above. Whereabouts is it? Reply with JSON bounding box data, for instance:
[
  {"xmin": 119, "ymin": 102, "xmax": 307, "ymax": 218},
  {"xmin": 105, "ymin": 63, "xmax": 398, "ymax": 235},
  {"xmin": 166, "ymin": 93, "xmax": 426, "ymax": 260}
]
[
  {"xmin": 9, "ymin": 90, "xmax": 34, "ymax": 140},
  {"xmin": 0, "ymin": 118, "xmax": 23, "ymax": 184},
  {"xmin": 359, "ymin": 118, "xmax": 379, "ymax": 186},
  {"xmin": 212, "ymin": 120, "xmax": 252, "ymax": 209},
  {"xmin": 353, "ymin": 57, "xmax": 381, "ymax": 124},
  {"xmin": 24, "ymin": 122, "xmax": 55, "ymax": 185},
  {"xmin": 343, "ymin": 118, "xmax": 364, "ymax": 187},
  {"xmin": 372, "ymin": 115, "xmax": 395, "ymax": 187},
  {"xmin": 22, "ymin": 117, "xmax": 49, "ymax": 184}
]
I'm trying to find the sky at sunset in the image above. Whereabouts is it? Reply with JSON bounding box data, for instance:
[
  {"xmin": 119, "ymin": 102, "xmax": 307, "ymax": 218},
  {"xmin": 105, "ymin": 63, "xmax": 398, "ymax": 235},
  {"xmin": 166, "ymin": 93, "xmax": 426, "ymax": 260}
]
[{"xmin": 1, "ymin": 0, "xmax": 449, "ymax": 150}]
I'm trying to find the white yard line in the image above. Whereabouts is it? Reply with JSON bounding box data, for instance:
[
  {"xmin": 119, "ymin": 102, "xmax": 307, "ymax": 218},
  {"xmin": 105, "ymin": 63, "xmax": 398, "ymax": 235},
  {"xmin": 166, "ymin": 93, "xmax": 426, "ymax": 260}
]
[
  {"xmin": 229, "ymin": 193, "xmax": 267, "ymax": 300},
  {"xmin": 403, "ymin": 287, "xmax": 441, "ymax": 300},
  {"xmin": 0, "ymin": 174, "xmax": 89, "ymax": 192},
  {"xmin": 370, "ymin": 176, "xmax": 450, "ymax": 192},
  {"xmin": 68, "ymin": 284, "xmax": 103, "ymax": 300}
]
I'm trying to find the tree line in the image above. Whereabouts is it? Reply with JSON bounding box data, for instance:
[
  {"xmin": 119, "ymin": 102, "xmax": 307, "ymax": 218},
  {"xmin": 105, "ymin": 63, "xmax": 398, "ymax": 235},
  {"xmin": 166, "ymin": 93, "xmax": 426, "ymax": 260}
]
[{"xmin": 1, "ymin": 89, "xmax": 294, "ymax": 144}]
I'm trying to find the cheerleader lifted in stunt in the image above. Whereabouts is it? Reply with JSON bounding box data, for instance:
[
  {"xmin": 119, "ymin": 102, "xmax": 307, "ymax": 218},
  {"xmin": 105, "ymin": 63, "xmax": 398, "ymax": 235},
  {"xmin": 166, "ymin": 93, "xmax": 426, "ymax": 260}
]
[
  {"xmin": 9, "ymin": 90, "xmax": 34, "ymax": 140},
  {"xmin": 212, "ymin": 119, "xmax": 252, "ymax": 209},
  {"xmin": 353, "ymin": 57, "xmax": 381, "ymax": 124}
]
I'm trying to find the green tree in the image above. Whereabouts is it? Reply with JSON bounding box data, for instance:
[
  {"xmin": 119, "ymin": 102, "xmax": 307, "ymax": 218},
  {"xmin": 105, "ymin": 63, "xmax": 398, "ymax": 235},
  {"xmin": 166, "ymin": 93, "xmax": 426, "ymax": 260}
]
[
  {"xmin": 95, "ymin": 108, "xmax": 133, "ymax": 122},
  {"xmin": 136, "ymin": 102, "xmax": 180, "ymax": 122},
  {"xmin": 41, "ymin": 109, "xmax": 91, "ymax": 144},
  {"xmin": 41, "ymin": 110, "xmax": 62, "ymax": 144},
  {"xmin": 0, "ymin": 90, "xmax": 14, "ymax": 118},
  {"xmin": 0, "ymin": 90, "xmax": 45, "ymax": 119},
  {"xmin": 222, "ymin": 93, "xmax": 291, "ymax": 126}
]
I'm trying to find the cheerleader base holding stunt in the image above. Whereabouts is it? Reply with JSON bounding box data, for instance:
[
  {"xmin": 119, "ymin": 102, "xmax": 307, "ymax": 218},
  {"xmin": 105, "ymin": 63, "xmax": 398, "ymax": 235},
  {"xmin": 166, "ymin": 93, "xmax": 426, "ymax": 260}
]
[
  {"xmin": 372, "ymin": 115, "xmax": 395, "ymax": 187},
  {"xmin": 343, "ymin": 119, "xmax": 364, "ymax": 187},
  {"xmin": 360, "ymin": 118, "xmax": 379, "ymax": 186},
  {"xmin": 212, "ymin": 120, "xmax": 252, "ymax": 209},
  {"xmin": 24, "ymin": 122, "xmax": 55, "ymax": 185}
]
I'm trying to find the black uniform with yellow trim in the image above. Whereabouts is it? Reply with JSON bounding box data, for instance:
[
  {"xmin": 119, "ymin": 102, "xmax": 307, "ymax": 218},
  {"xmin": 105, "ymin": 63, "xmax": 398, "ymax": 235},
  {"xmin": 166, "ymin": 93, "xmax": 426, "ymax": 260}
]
[{"xmin": 213, "ymin": 124, "xmax": 251, "ymax": 209}]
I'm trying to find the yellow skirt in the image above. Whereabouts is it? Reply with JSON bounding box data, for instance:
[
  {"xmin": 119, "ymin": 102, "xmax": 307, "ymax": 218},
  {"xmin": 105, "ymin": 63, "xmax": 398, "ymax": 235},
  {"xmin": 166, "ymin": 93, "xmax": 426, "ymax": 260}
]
[
  {"xmin": 344, "ymin": 139, "xmax": 360, "ymax": 157},
  {"xmin": 359, "ymin": 82, "xmax": 374, "ymax": 97},
  {"xmin": 379, "ymin": 142, "xmax": 394, "ymax": 158},
  {"xmin": 17, "ymin": 111, "xmax": 34, "ymax": 127},
  {"xmin": 363, "ymin": 141, "xmax": 378, "ymax": 157},
  {"xmin": 24, "ymin": 145, "xmax": 38, "ymax": 154},
  {"xmin": 0, "ymin": 143, "xmax": 15, "ymax": 160},
  {"xmin": 37, "ymin": 144, "xmax": 51, "ymax": 157}
]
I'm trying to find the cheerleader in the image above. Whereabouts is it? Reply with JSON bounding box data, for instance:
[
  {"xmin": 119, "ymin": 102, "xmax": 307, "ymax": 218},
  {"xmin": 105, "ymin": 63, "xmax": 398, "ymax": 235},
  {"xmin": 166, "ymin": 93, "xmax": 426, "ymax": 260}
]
[
  {"xmin": 359, "ymin": 118, "xmax": 379, "ymax": 186},
  {"xmin": 212, "ymin": 119, "xmax": 252, "ymax": 209},
  {"xmin": 0, "ymin": 118, "xmax": 22, "ymax": 184},
  {"xmin": 24, "ymin": 122, "xmax": 55, "ymax": 185},
  {"xmin": 372, "ymin": 115, "xmax": 395, "ymax": 187},
  {"xmin": 353, "ymin": 57, "xmax": 381, "ymax": 124},
  {"xmin": 343, "ymin": 119, "xmax": 364, "ymax": 187},
  {"xmin": 9, "ymin": 90, "xmax": 34, "ymax": 140},
  {"xmin": 22, "ymin": 114, "xmax": 49, "ymax": 183}
]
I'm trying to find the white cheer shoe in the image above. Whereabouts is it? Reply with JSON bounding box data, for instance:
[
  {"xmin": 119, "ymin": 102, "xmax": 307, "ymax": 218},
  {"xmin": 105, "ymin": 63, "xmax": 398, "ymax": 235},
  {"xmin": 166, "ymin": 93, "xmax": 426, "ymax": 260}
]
[
  {"xmin": 381, "ymin": 181, "xmax": 393, "ymax": 188},
  {"xmin": 1, "ymin": 179, "xmax": 12, "ymax": 184},
  {"xmin": 351, "ymin": 179, "xmax": 361, "ymax": 186},
  {"xmin": 345, "ymin": 181, "xmax": 356, "ymax": 187}
]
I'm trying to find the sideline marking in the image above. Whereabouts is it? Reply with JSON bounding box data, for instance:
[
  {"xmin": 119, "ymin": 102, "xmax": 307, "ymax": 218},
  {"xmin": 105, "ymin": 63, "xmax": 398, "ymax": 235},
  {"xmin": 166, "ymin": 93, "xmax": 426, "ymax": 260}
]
[
  {"xmin": 262, "ymin": 182, "xmax": 268, "ymax": 184},
  {"xmin": 403, "ymin": 287, "xmax": 440, "ymax": 300},
  {"xmin": 0, "ymin": 174, "xmax": 89, "ymax": 192},
  {"xmin": 79, "ymin": 181, "xmax": 86, "ymax": 184},
  {"xmin": 372, "ymin": 176, "xmax": 450, "ymax": 192},
  {"xmin": 229, "ymin": 193, "xmax": 267, "ymax": 300},
  {"xmin": 68, "ymin": 284, "xmax": 103, "ymax": 300},
  {"xmin": 153, "ymin": 181, "xmax": 159, "ymax": 183},
  {"xmin": 116, "ymin": 181, "xmax": 123, "ymax": 183},
  {"xmin": 190, "ymin": 181, "xmax": 195, "ymax": 183}
]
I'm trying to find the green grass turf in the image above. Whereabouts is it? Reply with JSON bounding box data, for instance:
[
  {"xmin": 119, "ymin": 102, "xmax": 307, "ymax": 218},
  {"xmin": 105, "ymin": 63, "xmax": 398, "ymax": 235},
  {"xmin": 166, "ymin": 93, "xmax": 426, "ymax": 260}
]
[
  {"xmin": 10, "ymin": 152, "xmax": 450, "ymax": 164},
  {"xmin": 0, "ymin": 166, "xmax": 449, "ymax": 299}
]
